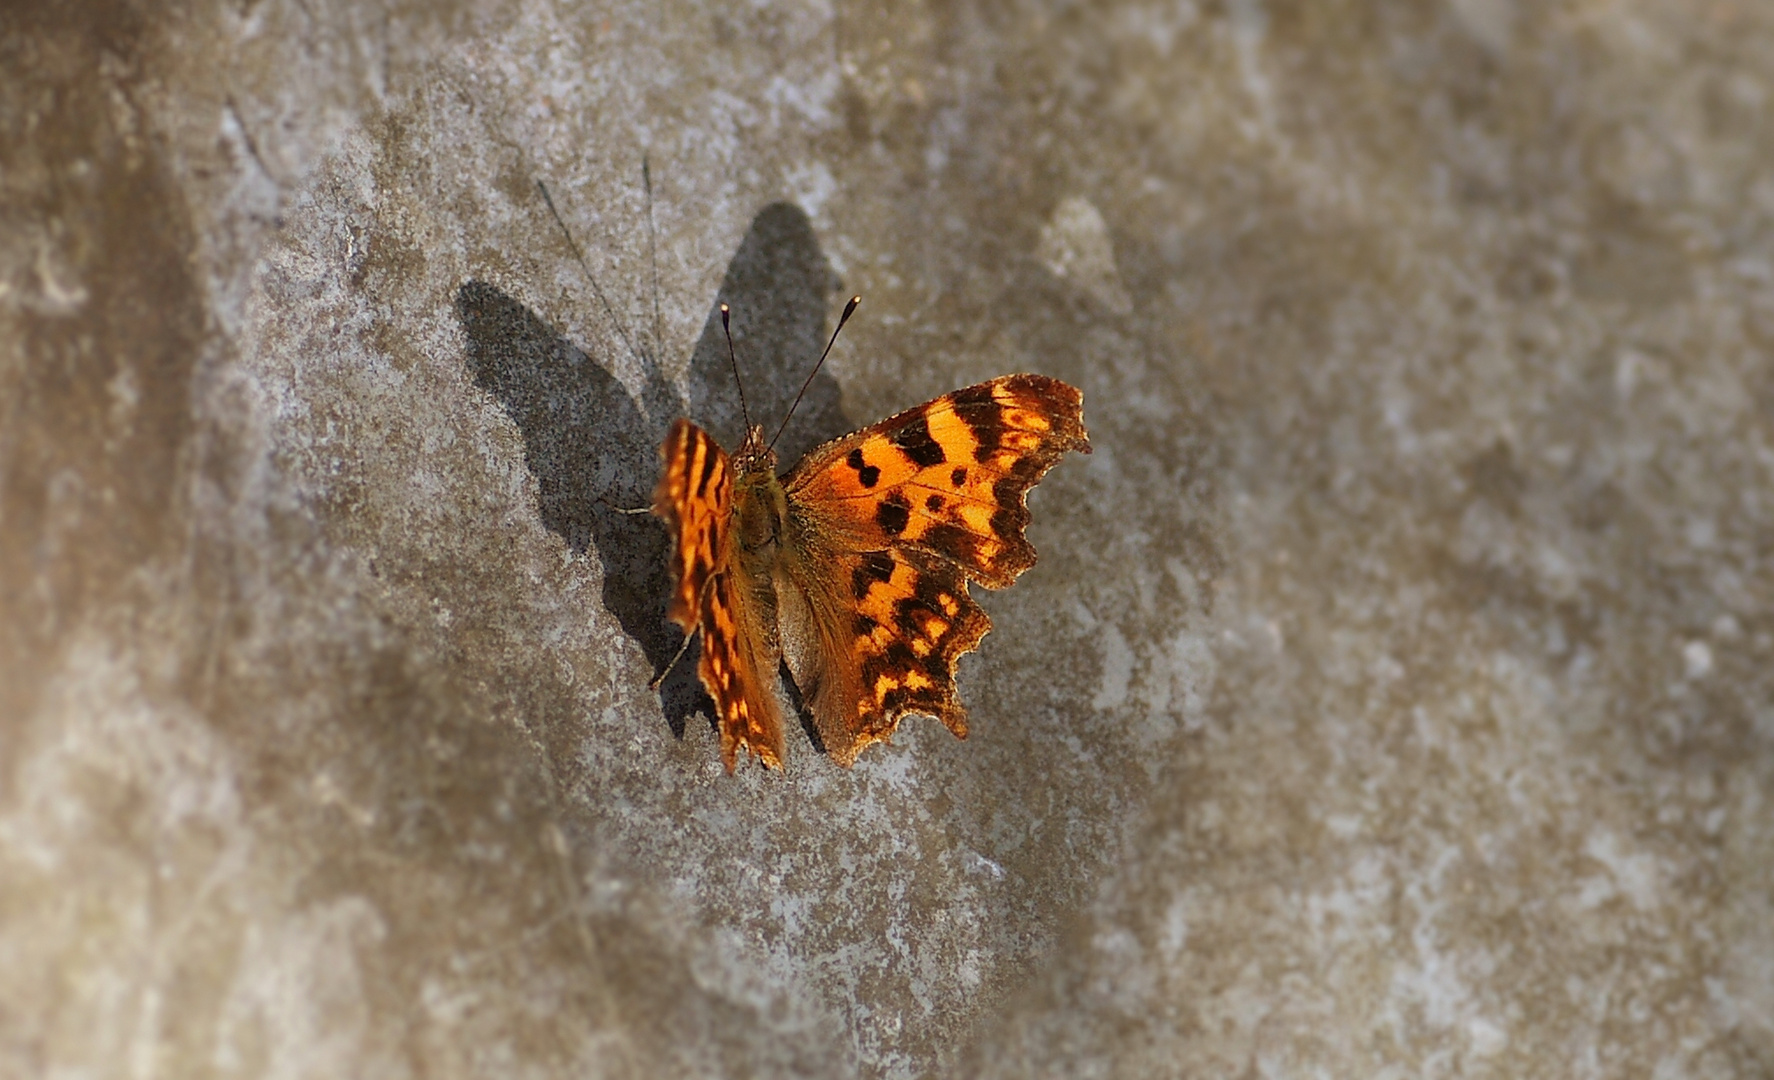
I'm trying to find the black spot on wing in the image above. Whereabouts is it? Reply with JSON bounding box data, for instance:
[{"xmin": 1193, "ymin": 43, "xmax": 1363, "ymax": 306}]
[
  {"xmin": 965, "ymin": 403, "xmax": 1007, "ymax": 464},
  {"xmin": 874, "ymin": 640, "xmax": 925, "ymax": 714},
  {"xmin": 925, "ymin": 494, "xmax": 944, "ymax": 512},
  {"xmin": 877, "ymin": 493, "xmax": 910, "ymax": 535},
  {"xmin": 695, "ymin": 439, "xmax": 719, "ymax": 498},
  {"xmin": 851, "ymin": 551, "xmax": 895, "ymax": 599},
  {"xmin": 950, "ymin": 467, "xmax": 968, "ymax": 487},
  {"xmin": 892, "ymin": 594, "xmax": 930, "ymax": 638},
  {"xmin": 847, "ymin": 447, "xmax": 881, "ymax": 488},
  {"xmin": 884, "ymin": 640, "xmax": 918, "ymax": 669},
  {"xmin": 891, "ymin": 414, "xmax": 947, "ymax": 468}
]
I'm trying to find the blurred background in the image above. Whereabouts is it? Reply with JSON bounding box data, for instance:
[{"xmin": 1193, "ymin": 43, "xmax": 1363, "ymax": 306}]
[{"xmin": 3, "ymin": 0, "xmax": 1773, "ymax": 1075}]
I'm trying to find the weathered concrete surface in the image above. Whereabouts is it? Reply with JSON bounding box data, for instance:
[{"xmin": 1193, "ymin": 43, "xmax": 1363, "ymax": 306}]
[{"xmin": 4, "ymin": 0, "xmax": 1773, "ymax": 1076}]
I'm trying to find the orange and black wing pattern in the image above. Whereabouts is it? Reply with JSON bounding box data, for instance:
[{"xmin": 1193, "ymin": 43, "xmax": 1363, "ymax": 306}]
[
  {"xmin": 779, "ymin": 544, "xmax": 993, "ymax": 766},
  {"xmin": 778, "ymin": 374, "xmax": 1090, "ymax": 764},
  {"xmin": 784, "ymin": 374, "xmax": 1091, "ymax": 589},
  {"xmin": 652, "ymin": 419, "xmax": 787, "ymax": 771},
  {"xmin": 653, "ymin": 419, "xmax": 732, "ymax": 629}
]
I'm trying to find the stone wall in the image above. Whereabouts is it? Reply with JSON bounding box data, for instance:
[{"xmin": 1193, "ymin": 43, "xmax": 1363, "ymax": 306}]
[{"xmin": 3, "ymin": 0, "xmax": 1772, "ymax": 1076}]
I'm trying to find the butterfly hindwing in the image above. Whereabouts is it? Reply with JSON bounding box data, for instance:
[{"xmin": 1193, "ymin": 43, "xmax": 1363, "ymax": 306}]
[
  {"xmin": 697, "ymin": 565, "xmax": 788, "ymax": 771},
  {"xmin": 778, "ymin": 544, "xmax": 992, "ymax": 766}
]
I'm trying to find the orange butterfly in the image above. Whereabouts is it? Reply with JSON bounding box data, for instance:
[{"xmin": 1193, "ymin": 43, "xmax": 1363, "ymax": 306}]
[{"xmin": 652, "ymin": 299, "xmax": 1091, "ymax": 771}]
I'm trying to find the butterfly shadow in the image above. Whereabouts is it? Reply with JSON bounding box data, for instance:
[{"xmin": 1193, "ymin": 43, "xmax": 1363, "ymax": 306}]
[{"xmin": 457, "ymin": 200, "xmax": 849, "ymax": 744}]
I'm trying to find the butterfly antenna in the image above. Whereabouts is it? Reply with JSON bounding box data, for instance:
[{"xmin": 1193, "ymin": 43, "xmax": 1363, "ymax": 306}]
[
  {"xmin": 536, "ymin": 179, "xmax": 644, "ymax": 367},
  {"xmin": 721, "ymin": 303, "xmax": 752, "ymax": 430},
  {"xmin": 770, "ymin": 295, "xmax": 860, "ymax": 452},
  {"xmin": 643, "ymin": 154, "xmax": 663, "ymax": 364}
]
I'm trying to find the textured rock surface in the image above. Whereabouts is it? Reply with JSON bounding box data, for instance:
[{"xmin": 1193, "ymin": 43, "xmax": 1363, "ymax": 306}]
[{"xmin": 4, "ymin": 0, "xmax": 1774, "ymax": 1076}]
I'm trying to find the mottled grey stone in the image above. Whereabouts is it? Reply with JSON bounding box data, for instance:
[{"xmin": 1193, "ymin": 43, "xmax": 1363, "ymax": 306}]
[{"xmin": 4, "ymin": 0, "xmax": 1773, "ymax": 1077}]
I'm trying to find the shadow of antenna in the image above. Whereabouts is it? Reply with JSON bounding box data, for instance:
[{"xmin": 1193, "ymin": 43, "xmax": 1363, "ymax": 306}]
[{"xmin": 683, "ymin": 202, "xmax": 849, "ymax": 466}]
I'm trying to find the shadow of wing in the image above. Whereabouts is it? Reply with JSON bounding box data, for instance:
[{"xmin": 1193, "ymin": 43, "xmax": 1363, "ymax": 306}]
[{"xmin": 455, "ymin": 280, "xmax": 707, "ymax": 730}]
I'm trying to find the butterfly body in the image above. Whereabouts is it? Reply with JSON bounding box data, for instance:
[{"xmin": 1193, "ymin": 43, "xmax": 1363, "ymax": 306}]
[
  {"xmin": 729, "ymin": 430, "xmax": 786, "ymax": 570},
  {"xmin": 654, "ymin": 374, "xmax": 1090, "ymax": 772}
]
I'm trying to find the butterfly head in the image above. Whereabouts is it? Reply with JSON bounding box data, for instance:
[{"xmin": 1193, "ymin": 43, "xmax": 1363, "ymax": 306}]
[{"xmin": 733, "ymin": 424, "xmax": 778, "ymax": 477}]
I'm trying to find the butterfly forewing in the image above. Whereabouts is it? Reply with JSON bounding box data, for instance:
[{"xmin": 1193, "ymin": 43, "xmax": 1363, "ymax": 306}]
[
  {"xmin": 653, "ymin": 420, "xmax": 732, "ymax": 627},
  {"xmin": 653, "ymin": 419, "xmax": 789, "ymax": 771},
  {"xmin": 783, "ymin": 374, "xmax": 1091, "ymax": 589}
]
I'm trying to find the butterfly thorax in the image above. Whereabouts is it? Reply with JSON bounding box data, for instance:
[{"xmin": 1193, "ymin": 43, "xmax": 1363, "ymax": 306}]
[{"xmin": 730, "ymin": 425, "xmax": 787, "ymax": 574}]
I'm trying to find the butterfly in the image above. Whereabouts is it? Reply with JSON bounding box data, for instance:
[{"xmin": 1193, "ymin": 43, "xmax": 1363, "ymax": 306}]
[{"xmin": 652, "ymin": 298, "xmax": 1091, "ymax": 771}]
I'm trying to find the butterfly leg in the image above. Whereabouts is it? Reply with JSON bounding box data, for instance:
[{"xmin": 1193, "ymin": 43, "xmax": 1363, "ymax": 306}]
[
  {"xmin": 648, "ymin": 625, "xmax": 697, "ymax": 691},
  {"xmin": 594, "ymin": 494, "xmax": 654, "ymax": 515},
  {"xmin": 650, "ymin": 570, "xmax": 718, "ymax": 691}
]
